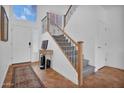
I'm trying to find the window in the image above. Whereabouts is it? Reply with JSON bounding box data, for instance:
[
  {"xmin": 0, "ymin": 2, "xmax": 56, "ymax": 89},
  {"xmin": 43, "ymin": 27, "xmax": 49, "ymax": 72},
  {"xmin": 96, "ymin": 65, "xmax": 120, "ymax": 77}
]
[{"xmin": 13, "ymin": 5, "xmax": 37, "ymax": 22}]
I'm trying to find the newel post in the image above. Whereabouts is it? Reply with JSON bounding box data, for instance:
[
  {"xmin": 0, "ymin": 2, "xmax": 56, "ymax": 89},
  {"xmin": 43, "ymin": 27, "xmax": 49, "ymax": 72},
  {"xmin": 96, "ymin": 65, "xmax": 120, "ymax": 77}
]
[{"xmin": 77, "ymin": 41, "xmax": 83, "ymax": 86}]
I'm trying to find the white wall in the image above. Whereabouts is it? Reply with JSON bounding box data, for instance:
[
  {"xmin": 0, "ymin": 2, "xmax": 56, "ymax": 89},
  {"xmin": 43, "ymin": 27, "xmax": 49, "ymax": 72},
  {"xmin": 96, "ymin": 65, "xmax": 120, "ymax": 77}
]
[
  {"xmin": 0, "ymin": 5, "xmax": 11, "ymax": 87},
  {"xmin": 31, "ymin": 27, "xmax": 40, "ymax": 62},
  {"xmin": 104, "ymin": 6, "xmax": 124, "ymax": 69},
  {"xmin": 40, "ymin": 32, "xmax": 78, "ymax": 84}
]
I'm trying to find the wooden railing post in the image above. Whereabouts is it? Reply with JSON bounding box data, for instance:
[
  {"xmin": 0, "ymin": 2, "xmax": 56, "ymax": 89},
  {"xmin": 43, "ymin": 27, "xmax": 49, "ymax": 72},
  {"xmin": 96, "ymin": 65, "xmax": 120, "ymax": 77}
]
[{"xmin": 77, "ymin": 41, "xmax": 83, "ymax": 86}]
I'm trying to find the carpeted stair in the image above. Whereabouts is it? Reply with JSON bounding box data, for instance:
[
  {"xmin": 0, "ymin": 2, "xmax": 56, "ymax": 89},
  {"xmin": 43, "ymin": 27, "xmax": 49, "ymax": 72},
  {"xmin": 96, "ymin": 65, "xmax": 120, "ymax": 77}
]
[
  {"xmin": 83, "ymin": 59, "xmax": 95, "ymax": 77},
  {"xmin": 53, "ymin": 35, "xmax": 95, "ymax": 77}
]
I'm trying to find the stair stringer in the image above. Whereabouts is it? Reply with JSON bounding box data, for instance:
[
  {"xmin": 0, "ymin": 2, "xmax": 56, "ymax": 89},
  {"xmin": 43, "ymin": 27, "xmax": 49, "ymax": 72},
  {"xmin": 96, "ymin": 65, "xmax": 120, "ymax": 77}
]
[{"xmin": 40, "ymin": 32, "xmax": 78, "ymax": 85}]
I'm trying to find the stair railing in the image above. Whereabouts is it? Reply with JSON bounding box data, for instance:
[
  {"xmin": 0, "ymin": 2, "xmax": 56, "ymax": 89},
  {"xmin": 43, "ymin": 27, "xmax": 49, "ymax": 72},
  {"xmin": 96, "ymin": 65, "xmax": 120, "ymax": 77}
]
[
  {"xmin": 64, "ymin": 5, "xmax": 78, "ymax": 27},
  {"xmin": 53, "ymin": 24, "xmax": 84, "ymax": 86},
  {"xmin": 41, "ymin": 16, "xmax": 47, "ymax": 33}
]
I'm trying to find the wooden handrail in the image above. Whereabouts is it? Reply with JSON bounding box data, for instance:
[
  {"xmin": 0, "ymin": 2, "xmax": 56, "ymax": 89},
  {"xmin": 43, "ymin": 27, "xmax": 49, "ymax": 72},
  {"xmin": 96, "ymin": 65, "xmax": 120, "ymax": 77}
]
[
  {"xmin": 55, "ymin": 24, "xmax": 77, "ymax": 46},
  {"xmin": 47, "ymin": 13, "xmax": 49, "ymax": 32},
  {"xmin": 65, "ymin": 5, "xmax": 72, "ymax": 17},
  {"xmin": 64, "ymin": 5, "xmax": 72, "ymax": 27},
  {"xmin": 41, "ymin": 16, "xmax": 47, "ymax": 22}
]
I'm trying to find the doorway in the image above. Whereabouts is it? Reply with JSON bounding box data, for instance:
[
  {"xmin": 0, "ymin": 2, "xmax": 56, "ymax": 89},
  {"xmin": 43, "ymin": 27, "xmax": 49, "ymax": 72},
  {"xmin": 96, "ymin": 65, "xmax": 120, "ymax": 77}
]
[
  {"xmin": 11, "ymin": 26, "xmax": 32, "ymax": 64},
  {"xmin": 95, "ymin": 20, "xmax": 108, "ymax": 70}
]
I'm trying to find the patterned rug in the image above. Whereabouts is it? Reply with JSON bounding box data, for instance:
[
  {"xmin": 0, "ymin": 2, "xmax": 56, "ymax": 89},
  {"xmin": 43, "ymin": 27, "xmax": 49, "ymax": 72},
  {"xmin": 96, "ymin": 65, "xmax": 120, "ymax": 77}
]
[{"xmin": 12, "ymin": 65, "xmax": 45, "ymax": 88}]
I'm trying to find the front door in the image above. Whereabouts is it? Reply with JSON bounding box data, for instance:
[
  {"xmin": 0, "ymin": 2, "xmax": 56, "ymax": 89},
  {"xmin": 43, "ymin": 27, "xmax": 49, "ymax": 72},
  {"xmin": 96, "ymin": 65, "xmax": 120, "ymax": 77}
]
[{"xmin": 12, "ymin": 26, "xmax": 32, "ymax": 63}]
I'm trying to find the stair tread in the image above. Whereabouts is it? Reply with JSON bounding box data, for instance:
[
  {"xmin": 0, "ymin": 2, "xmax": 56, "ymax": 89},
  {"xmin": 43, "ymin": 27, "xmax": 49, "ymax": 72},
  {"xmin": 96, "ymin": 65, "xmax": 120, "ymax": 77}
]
[
  {"xmin": 53, "ymin": 37, "xmax": 65, "ymax": 39},
  {"xmin": 58, "ymin": 42, "xmax": 71, "ymax": 45},
  {"xmin": 52, "ymin": 35, "xmax": 64, "ymax": 37},
  {"xmin": 84, "ymin": 59, "xmax": 89, "ymax": 62},
  {"xmin": 61, "ymin": 46, "xmax": 74, "ymax": 48},
  {"xmin": 83, "ymin": 59, "xmax": 89, "ymax": 67},
  {"xmin": 83, "ymin": 65, "xmax": 95, "ymax": 77},
  {"xmin": 83, "ymin": 65, "xmax": 95, "ymax": 72},
  {"xmin": 59, "ymin": 44, "xmax": 71, "ymax": 46},
  {"xmin": 55, "ymin": 39, "xmax": 67, "ymax": 41}
]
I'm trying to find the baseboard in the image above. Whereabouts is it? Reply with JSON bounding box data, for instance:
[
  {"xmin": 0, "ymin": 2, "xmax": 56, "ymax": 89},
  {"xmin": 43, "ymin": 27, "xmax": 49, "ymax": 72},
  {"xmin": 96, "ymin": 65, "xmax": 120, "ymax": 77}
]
[
  {"xmin": 95, "ymin": 66, "xmax": 124, "ymax": 72},
  {"xmin": 95, "ymin": 66, "xmax": 106, "ymax": 72},
  {"xmin": 98, "ymin": 66, "xmax": 106, "ymax": 70},
  {"xmin": 12, "ymin": 61, "xmax": 31, "ymax": 65},
  {"xmin": 104, "ymin": 66, "xmax": 124, "ymax": 71}
]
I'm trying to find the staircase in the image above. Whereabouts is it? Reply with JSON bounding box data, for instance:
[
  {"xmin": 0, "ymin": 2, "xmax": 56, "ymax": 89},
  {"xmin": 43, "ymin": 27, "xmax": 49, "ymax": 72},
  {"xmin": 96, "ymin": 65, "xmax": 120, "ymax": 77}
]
[
  {"xmin": 53, "ymin": 35, "xmax": 95, "ymax": 77},
  {"xmin": 41, "ymin": 5, "xmax": 95, "ymax": 86}
]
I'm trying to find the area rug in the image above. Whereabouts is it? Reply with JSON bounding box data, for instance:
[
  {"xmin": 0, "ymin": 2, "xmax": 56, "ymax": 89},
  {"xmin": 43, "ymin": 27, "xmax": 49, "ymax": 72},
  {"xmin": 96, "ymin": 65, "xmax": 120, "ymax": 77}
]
[{"xmin": 12, "ymin": 65, "xmax": 45, "ymax": 88}]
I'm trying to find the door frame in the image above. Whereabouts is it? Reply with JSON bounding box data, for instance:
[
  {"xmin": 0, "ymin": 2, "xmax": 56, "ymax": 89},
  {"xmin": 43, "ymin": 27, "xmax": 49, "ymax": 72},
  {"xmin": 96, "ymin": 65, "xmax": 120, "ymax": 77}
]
[{"xmin": 95, "ymin": 20, "xmax": 108, "ymax": 71}]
